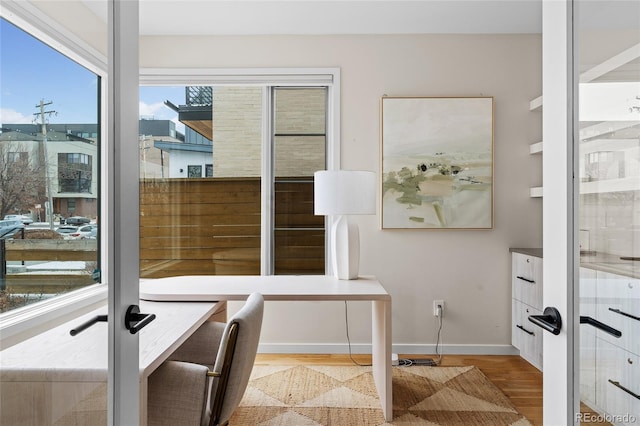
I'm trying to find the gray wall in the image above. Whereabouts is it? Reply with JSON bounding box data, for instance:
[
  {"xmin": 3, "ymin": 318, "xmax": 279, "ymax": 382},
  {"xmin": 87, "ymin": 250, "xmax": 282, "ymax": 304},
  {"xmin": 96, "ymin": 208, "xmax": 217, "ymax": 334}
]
[{"xmin": 141, "ymin": 33, "xmax": 543, "ymax": 354}]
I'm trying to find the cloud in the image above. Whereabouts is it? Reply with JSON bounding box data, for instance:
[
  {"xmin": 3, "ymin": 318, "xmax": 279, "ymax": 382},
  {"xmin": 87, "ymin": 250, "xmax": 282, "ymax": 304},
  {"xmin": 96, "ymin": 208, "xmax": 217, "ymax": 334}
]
[
  {"xmin": 139, "ymin": 101, "xmax": 172, "ymax": 119},
  {"xmin": 0, "ymin": 108, "xmax": 33, "ymax": 125}
]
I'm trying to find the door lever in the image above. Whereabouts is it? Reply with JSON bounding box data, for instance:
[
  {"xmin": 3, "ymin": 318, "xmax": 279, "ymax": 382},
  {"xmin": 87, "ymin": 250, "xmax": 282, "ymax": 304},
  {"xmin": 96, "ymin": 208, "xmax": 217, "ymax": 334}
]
[
  {"xmin": 528, "ymin": 307, "xmax": 562, "ymax": 335},
  {"xmin": 70, "ymin": 315, "xmax": 108, "ymax": 336},
  {"xmin": 580, "ymin": 316, "xmax": 622, "ymax": 338},
  {"xmin": 125, "ymin": 305, "xmax": 156, "ymax": 334}
]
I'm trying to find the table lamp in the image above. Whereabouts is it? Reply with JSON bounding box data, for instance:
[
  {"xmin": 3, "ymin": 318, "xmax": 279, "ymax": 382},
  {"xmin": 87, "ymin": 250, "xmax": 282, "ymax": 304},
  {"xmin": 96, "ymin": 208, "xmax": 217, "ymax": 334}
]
[{"xmin": 314, "ymin": 170, "xmax": 376, "ymax": 280}]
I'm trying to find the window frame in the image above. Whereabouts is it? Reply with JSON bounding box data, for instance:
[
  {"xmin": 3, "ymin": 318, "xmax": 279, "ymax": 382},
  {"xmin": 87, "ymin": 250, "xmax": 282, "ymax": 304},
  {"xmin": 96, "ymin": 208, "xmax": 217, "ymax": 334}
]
[
  {"xmin": 0, "ymin": 5, "xmax": 108, "ymax": 346},
  {"xmin": 140, "ymin": 68, "xmax": 341, "ymax": 276}
]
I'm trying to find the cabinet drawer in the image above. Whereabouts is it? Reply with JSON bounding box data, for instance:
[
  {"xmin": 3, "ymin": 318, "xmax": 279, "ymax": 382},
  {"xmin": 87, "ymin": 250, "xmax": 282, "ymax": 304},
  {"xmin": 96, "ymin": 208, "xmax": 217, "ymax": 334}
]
[
  {"xmin": 596, "ymin": 338, "xmax": 640, "ymax": 425},
  {"xmin": 512, "ymin": 253, "xmax": 543, "ymax": 310},
  {"xmin": 595, "ymin": 272, "xmax": 640, "ymax": 356},
  {"xmin": 512, "ymin": 299, "xmax": 543, "ymax": 370},
  {"xmin": 580, "ymin": 325, "xmax": 597, "ymax": 407}
]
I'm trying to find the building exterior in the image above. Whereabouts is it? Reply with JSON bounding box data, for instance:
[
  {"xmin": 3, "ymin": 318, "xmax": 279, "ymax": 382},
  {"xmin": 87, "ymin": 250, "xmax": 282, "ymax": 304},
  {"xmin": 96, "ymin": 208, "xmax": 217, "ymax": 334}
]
[{"xmin": 0, "ymin": 120, "xmax": 209, "ymax": 219}]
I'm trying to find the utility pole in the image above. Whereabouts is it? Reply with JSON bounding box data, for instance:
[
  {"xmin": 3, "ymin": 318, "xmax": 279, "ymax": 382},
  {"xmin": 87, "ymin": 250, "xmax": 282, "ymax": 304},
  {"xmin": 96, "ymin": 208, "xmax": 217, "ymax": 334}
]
[{"xmin": 34, "ymin": 99, "xmax": 56, "ymax": 230}]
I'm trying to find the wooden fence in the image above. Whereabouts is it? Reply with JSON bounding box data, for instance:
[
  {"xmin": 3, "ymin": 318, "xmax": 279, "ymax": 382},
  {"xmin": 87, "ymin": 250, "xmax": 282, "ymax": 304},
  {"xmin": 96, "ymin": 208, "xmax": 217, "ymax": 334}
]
[
  {"xmin": 1, "ymin": 177, "xmax": 324, "ymax": 294},
  {"xmin": 140, "ymin": 177, "xmax": 324, "ymax": 277},
  {"xmin": 1, "ymin": 239, "xmax": 97, "ymax": 294}
]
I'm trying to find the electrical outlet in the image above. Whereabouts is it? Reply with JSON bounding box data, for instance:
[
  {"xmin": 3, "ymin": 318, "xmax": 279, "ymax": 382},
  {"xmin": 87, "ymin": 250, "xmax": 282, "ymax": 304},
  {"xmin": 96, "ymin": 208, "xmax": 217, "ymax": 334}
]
[{"xmin": 433, "ymin": 300, "xmax": 444, "ymax": 317}]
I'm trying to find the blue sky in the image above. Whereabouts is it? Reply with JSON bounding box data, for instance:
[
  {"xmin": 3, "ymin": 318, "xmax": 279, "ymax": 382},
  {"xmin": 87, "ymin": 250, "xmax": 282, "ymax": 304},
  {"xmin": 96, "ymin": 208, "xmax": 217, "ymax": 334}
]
[{"xmin": 0, "ymin": 18, "xmax": 185, "ymax": 130}]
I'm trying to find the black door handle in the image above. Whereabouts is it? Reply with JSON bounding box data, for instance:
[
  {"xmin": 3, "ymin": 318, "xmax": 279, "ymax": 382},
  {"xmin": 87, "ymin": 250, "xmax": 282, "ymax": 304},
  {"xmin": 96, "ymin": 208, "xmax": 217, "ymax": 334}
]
[
  {"xmin": 580, "ymin": 316, "xmax": 622, "ymax": 338},
  {"xmin": 125, "ymin": 305, "xmax": 156, "ymax": 334},
  {"xmin": 70, "ymin": 314, "xmax": 108, "ymax": 336},
  {"xmin": 528, "ymin": 307, "xmax": 562, "ymax": 335}
]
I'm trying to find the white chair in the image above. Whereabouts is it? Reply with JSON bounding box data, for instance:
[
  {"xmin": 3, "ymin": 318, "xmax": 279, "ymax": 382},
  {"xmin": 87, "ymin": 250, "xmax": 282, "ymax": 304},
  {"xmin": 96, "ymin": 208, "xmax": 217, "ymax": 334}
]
[{"xmin": 148, "ymin": 292, "xmax": 264, "ymax": 426}]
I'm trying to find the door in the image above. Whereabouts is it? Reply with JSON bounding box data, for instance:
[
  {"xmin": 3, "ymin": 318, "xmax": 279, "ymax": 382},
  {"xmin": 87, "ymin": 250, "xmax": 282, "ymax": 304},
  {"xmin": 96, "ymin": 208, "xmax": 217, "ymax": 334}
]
[
  {"xmin": 541, "ymin": 1, "xmax": 640, "ymax": 425},
  {"xmin": 575, "ymin": 1, "xmax": 640, "ymax": 425},
  {"xmin": 107, "ymin": 1, "xmax": 142, "ymax": 424}
]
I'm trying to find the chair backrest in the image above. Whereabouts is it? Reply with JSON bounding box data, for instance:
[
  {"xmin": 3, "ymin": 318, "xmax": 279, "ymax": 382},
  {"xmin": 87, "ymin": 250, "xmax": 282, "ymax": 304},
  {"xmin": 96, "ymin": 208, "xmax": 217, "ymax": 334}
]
[{"xmin": 209, "ymin": 292, "xmax": 264, "ymax": 426}]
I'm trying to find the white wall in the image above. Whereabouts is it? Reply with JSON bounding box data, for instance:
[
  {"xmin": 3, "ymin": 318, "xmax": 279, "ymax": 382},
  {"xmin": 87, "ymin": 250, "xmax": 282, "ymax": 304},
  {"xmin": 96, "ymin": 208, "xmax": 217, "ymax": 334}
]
[
  {"xmin": 168, "ymin": 151, "xmax": 210, "ymax": 178},
  {"xmin": 140, "ymin": 34, "xmax": 543, "ymax": 354}
]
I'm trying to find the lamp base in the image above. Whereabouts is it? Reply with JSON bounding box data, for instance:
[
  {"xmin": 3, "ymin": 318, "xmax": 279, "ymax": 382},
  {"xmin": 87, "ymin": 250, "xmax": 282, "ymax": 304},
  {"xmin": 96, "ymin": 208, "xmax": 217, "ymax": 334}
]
[{"xmin": 331, "ymin": 215, "xmax": 360, "ymax": 280}]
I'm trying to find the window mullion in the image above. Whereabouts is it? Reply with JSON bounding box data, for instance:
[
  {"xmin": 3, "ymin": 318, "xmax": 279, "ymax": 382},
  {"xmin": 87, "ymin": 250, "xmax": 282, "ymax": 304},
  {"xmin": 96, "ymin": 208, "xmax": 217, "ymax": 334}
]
[{"xmin": 260, "ymin": 86, "xmax": 274, "ymax": 275}]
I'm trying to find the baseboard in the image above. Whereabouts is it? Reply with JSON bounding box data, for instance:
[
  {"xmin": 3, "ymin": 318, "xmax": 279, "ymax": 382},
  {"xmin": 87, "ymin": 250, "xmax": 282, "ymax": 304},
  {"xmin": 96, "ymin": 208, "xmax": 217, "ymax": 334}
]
[{"xmin": 258, "ymin": 343, "xmax": 518, "ymax": 356}]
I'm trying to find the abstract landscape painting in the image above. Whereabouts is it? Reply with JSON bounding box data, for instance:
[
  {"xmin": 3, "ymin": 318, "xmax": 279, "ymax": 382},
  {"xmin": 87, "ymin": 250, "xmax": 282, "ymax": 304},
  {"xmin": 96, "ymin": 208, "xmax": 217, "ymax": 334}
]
[{"xmin": 381, "ymin": 97, "xmax": 494, "ymax": 229}]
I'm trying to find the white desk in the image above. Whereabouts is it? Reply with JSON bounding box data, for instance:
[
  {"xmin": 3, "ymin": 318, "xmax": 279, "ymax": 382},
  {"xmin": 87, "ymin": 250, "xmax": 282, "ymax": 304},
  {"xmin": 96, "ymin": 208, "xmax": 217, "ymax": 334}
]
[
  {"xmin": 140, "ymin": 274, "xmax": 393, "ymax": 422},
  {"xmin": 0, "ymin": 300, "xmax": 220, "ymax": 425}
]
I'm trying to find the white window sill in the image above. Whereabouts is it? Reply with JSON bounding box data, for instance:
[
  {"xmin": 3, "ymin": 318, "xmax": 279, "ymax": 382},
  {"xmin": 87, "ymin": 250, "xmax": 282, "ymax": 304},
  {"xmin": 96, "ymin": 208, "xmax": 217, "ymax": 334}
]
[{"xmin": 0, "ymin": 284, "xmax": 107, "ymax": 350}]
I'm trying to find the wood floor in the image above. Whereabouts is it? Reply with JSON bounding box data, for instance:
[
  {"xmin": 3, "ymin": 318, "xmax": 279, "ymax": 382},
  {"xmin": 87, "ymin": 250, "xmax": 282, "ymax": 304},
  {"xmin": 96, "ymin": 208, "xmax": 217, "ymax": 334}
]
[{"xmin": 255, "ymin": 353, "xmax": 543, "ymax": 425}]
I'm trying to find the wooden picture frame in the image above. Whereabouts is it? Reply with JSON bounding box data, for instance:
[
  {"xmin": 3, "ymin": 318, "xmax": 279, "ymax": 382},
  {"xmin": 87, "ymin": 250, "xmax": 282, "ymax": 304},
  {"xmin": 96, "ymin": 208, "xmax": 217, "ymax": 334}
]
[{"xmin": 381, "ymin": 96, "xmax": 494, "ymax": 229}]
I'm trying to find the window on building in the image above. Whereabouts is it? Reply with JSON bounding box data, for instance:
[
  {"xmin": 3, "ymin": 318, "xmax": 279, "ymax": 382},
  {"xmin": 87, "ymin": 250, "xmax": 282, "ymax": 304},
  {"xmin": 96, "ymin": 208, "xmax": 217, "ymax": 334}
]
[
  {"xmin": 58, "ymin": 153, "xmax": 93, "ymax": 193},
  {"xmin": 187, "ymin": 165, "xmax": 202, "ymax": 178},
  {"xmin": 139, "ymin": 75, "xmax": 336, "ymax": 278}
]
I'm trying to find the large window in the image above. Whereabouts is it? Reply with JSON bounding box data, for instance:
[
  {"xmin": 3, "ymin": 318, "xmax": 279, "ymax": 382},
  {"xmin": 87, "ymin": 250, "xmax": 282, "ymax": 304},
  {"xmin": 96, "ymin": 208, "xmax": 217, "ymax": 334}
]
[
  {"xmin": 0, "ymin": 18, "xmax": 101, "ymax": 313},
  {"xmin": 139, "ymin": 76, "xmax": 336, "ymax": 278}
]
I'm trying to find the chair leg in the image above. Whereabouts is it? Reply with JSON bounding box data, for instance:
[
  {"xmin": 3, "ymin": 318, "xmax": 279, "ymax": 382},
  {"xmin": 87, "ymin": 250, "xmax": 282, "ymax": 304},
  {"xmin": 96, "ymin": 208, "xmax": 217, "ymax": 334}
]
[{"xmin": 209, "ymin": 322, "xmax": 239, "ymax": 426}]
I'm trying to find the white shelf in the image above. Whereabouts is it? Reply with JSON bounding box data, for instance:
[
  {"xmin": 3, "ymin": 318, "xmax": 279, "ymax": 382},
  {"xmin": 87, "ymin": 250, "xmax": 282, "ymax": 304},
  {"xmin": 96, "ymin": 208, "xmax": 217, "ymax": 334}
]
[
  {"xmin": 530, "ymin": 187, "xmax": 543, "ymax": 198},
  {"xmin": 529, "ymin": 96, "xmax": 542, "ymax": 111},
  {"xmin": 580, "ymin": 177, "xmax": 640, "ymax": 195},
  {"xmin": 529, "ymin": 141, "xmax": 543, "ymax": 154}
]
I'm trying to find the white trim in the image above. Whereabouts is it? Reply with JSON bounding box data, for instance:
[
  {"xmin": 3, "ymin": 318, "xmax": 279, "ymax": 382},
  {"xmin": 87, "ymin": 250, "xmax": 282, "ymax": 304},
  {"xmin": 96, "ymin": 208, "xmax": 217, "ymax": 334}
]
[
  {"xmin": 140, "ymin": 67, "xmax": 337, "ymax": 86},
  {"xmin": 258, "ymin": 343, "xmax": 519, "ymax": 356},
  {"xmin": 0, "ymin": 284, "xmax": 107, "ymax": 349},
  {"xmin": 261, "ymin": 87, "xmax": 274, "ymax": 275},
  {"xmin": 0, "ymin": 0, "xmax": 107, "ymax": 74},
  {"xmin": 542, "ymin": 1, "xmax": 577, "ymax": 424},
  {"xmin": 324, "ymin": 71, "xmax": 341, "ymax": 276}
]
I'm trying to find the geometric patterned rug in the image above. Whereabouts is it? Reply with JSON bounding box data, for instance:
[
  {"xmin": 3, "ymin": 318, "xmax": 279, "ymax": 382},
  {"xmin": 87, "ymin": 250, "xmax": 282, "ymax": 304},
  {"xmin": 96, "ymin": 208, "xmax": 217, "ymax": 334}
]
[{"xmin": 230, "ymin": 365, "xmax": 533, "ymax": 425}]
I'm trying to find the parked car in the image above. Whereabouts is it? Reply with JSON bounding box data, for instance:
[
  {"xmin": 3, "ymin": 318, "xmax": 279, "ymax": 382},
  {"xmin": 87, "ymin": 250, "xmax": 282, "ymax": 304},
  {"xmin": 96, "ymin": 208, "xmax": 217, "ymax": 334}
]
[
  {"xmin": 68, "ymin": 224, "xmax": 96, "ymax": 240},
  {"xmin": 0, "ymin": 219, "xmax": 25, "ymax": 239},
  {"xmin": 3, "ymin": 214, "xmax": 33, "ymax": 225},
  {"xmin": 56, "ymin": 225, "xmax": 78, "ymax": 240},
  {"xmin": 86, "ymin": 227, "xmax": 98, "ymax": 239},
  {"xmin": 65, "ymin": 216, "xmax": 91, "ymax": 225}
]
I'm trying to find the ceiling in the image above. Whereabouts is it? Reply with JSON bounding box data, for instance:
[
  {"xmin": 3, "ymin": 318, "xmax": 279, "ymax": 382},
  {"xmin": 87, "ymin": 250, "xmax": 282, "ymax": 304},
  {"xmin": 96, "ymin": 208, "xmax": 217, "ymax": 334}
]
[{"xmin": 82, "ymin": 0, "xmax": 543, "ymax": 35}]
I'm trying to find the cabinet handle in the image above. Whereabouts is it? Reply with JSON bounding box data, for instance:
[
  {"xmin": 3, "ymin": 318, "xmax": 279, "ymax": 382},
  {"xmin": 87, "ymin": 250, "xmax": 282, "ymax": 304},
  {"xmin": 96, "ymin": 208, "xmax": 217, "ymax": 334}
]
[
  {"xmin": 516, "ymin": 276, "xmax": 535, "ymax": 284},
  {"xmin": 609, "ymin": 308, "xmax": 640, "ymax": 322},
  {"xmin": 516, "ymin": 324, "xmax": 535, "ymax": 336},
  {"xmin": 608, "ymin": 380, "xmax": 640, "ymax": 401}
]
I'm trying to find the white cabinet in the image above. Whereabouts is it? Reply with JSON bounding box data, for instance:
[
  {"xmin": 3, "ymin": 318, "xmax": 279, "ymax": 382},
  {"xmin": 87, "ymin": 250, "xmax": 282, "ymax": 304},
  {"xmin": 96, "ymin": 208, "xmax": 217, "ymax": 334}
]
[
  {"xmin": 511, "ymin": 251, "xmax": 543, "ymax": 370},
  {"xmin": 580, "ymin": 267, "xmax": 598, "ymax": 407},
  {"xmin": 596, "ymin": 338, "xmax": 639, "ymax": 426},
  {"xmin": 580, "ymin": 266, "xmax": 640, "ymax": 425}
]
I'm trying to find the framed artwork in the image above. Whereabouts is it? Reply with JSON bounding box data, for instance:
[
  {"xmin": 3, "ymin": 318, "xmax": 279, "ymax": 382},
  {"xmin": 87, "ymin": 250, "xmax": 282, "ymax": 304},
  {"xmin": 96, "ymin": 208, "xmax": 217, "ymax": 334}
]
[{"xmin": 381, "ymin": 96, "xmax": 494, "ymax": 229}]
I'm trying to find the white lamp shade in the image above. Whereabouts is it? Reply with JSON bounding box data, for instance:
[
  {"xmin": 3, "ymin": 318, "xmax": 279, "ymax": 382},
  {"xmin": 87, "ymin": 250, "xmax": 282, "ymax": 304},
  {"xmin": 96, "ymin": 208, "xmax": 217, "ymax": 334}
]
[{"xmin": 314, "ymin": 170, "xmax": 376, "ymax": 215}]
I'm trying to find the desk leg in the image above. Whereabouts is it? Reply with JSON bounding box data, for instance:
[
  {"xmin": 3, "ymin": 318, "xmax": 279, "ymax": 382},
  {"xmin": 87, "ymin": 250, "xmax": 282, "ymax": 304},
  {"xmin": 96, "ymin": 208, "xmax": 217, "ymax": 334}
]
[
  {"xmin": 140, "ymin": 378, "xmax": 148, "ymax": 426},
  {"xmin": 372, "ymin": 299, "xmax": 392, "ymax": 421}
]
